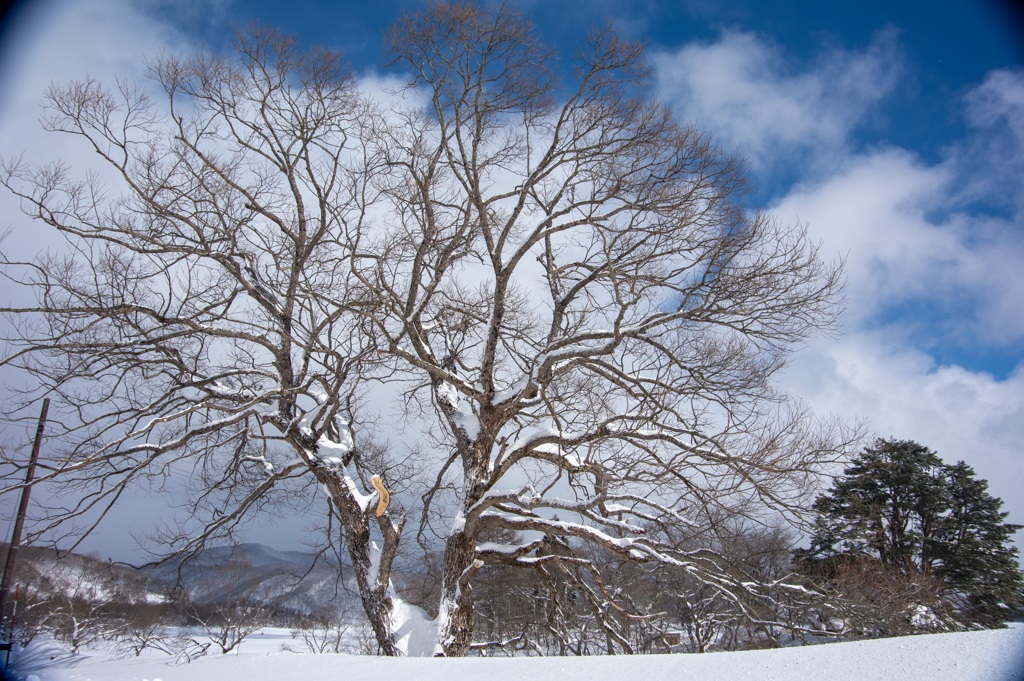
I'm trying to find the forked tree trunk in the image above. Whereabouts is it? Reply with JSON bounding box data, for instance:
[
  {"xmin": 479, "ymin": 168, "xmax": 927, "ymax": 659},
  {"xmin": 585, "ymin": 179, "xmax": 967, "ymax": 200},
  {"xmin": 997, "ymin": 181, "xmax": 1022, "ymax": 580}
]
[
  {"xmin": 319, "ymin": 467, "xmax": 404, "ymax": 656},
  {"xmin": 348, "ymin": 533, "xmax": 402, "ymax": 656}
]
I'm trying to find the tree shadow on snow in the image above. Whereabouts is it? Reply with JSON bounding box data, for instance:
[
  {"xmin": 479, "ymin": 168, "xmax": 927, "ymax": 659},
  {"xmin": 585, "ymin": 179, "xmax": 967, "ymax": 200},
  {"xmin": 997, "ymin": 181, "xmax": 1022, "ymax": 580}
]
[{"xmin": 4, "ymin": 641, "xmax": 83, "ymax": 680}]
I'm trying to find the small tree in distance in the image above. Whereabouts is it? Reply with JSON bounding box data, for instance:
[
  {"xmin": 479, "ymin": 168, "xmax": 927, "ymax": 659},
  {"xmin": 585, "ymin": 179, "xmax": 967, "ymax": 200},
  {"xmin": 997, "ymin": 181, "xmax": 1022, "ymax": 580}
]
[{"xmin": 797, "ymin": 438, "xmax": 1024, "ymax": 631}]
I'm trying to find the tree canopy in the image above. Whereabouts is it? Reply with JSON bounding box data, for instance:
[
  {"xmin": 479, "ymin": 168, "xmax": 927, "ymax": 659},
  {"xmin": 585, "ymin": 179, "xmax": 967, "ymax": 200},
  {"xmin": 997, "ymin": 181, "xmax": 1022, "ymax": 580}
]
[
  {"xmin": 2, "ymin": 4, "xmax": 849, "ymax": 655},
  {"xmin": 798, "ymin": 438, "xmax": 1024, "ymax": 629}
]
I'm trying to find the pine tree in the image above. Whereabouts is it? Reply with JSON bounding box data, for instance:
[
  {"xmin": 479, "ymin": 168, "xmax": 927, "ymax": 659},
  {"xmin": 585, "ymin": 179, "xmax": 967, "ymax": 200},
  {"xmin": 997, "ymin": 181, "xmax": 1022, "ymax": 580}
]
[
  {"xmin": 938, "ymin": 461, "xmax": 1024, "ymax": 626},
  {"xmin": 799, "ymin": 438, "xmax": 1024, "ymax": 629}
]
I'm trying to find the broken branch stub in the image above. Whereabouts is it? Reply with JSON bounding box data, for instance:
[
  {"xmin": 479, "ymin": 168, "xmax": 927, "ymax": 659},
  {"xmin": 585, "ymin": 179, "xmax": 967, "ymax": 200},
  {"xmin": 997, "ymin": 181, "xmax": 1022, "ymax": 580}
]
[{"xmin": 371, "ymin": 475, "xmax": 390, "ymax": 517}]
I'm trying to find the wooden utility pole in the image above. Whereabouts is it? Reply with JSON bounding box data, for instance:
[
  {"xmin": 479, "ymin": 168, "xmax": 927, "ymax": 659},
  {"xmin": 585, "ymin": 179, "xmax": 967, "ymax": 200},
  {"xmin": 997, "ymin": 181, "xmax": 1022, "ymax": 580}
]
[{"xmin": 0, "ymin": 398, "xmax": 49, "ymax": 643}]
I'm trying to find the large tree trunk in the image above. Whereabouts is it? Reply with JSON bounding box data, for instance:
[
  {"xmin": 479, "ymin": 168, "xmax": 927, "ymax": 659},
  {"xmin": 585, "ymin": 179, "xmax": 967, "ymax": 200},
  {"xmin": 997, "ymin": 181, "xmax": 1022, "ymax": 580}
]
[
  {"xmin": 437, "ymin": 527, "xmax": 479, "ymax": 656},
  {"xmin": 320, "ymin": 467, "xmax": 405, "ymax": 656},
  {"xmin": 348, "ymin": 520, "xmax": 403, "ymax": 655},
  {"xmin": 436, "ymin": 449, "xmax": 488, "ymax": 656}
]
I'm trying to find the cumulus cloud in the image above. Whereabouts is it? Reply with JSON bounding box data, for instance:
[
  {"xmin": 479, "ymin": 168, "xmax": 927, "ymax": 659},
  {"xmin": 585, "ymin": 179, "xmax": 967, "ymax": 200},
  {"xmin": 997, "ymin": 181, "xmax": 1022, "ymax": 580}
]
[
  {"xmin": 0, "ymin": 0, "xmax": 197, "ymax": 263},
  {"xmin": 772, "ymin": 150, "xmax": 1024, "ymax": 347},
  {"xmin": 779, "ymin": 331, "xmax": 1024, "ymax": 531},
  {"xmin": 0, "ymin": 0, "xmax": 193, "ymax": 136},
  {"xmin": 652, "ymin": 29, "xmax": 902, "ymax": 173},
  {"xmin": 770, "ymin": 139, "xmax": 1024, "ymax": 528},
  {"xmin": 654, "ymin": 31, "xmax": 1024, "ymax": 350},
  {"xmin": 958, "ymin": 68, "xmax": 1024, "ymax": 215},
  {"xmin": 655, "ymin": 31, "xmax": 1024, "ymax": 536}
]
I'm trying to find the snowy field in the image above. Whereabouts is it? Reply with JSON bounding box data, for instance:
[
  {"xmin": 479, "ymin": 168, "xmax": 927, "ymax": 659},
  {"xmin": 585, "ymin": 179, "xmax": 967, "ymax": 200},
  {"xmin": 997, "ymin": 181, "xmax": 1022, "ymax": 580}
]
[{"xmin": 8, "ymin": 625, "xmax": 1024, "ymax": 681}]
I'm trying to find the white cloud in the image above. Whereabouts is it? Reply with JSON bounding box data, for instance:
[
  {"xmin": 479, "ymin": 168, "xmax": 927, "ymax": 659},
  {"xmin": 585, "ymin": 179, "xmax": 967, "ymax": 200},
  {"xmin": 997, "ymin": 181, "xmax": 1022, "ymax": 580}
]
[
  {"xmin": 0, "ymin": 0, "xmax": 193, "ymax": 140},
  {"xmin": 958, "ymin": 68, "xmax": 1024, "ymax": 215},
  {"xmin": 779, "ymin": 332, "xmax": 1024, "ymax": 536},
  {"xmin": 655, "ymin": 32, "xmax": 1024, "ymax": 536},
  {"xmin": 772, "ymin": 150, "xmax": 1024, "ymax": 346},
  {"xmin": 652, "ymin": 30, "xmax": 902, "ymax": 173},
  {"xmin": 773, "ymin": 156, "xmax": 1024, "ymax": 529},
  {"xmin": 965, "ymin": 68, "xmax": 1024, "ymax": 146},
  {"xmin": 0, "ymin": 0, "xmax": 196, "ymax": 263},
  {"xmin": 652, "ymin": 32, "xmax": 1024, "ymax": 348}
]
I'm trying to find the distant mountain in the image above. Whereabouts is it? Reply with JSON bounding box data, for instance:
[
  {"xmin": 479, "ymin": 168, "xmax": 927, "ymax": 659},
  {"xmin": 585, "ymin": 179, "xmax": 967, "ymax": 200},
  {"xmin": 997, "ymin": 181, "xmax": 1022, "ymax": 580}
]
[
  {"xmin": 144, "ymin": 542, "xmax": 315, "ymax": 584},
  {"xmin": 1, "ymin": 543, "xmax": 163, "ymax": 605},
  {"xmin": 2, "ymin": 541, "xmax": 363, "ymax": 618},
  {"xmin": 140, "ymin": 542, "xmax": 361, "ymax": 616}
]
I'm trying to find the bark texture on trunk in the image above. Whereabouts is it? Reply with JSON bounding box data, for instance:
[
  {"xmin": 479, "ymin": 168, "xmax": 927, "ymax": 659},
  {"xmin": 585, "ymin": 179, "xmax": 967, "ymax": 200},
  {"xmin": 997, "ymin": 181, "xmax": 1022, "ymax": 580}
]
[
  {"xmin": 318, "ymin": 466, "xmax": 404, "ymax": 656},
  {"xmin": 437, "ymin": 528, "xmax": 479, "ymax": 656}
]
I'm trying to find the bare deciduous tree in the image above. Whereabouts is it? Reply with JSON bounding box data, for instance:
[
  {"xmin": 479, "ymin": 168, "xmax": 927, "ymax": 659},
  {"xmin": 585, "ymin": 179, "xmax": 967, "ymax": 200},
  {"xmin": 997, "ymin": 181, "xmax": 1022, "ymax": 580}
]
[
  {"xmin": 1, "ymin": 26, "xmax": 407, "ymax": 655},
  {"xmin": 2, "ymin": 4, "xmax": 849, "ymax": 656},
  {"xmin": 369, "ymin": 3, "xmax": 848, "ymax": 655},
  {"xmin": 183, "ymin": 555, "xmax": 280, "ymax": 655},
  {"xmin": 288, "ymin": 607, "xmax": 356, "ymax": 654},
  {"xmin": 16, "ymin": 559, "xmax": 125, "ymax": 653}
]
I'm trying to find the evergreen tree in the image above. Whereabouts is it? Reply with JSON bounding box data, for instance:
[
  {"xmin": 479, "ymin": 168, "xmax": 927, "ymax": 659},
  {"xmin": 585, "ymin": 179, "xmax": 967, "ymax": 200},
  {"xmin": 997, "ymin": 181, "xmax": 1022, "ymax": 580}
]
[
  {"xmin": 799, "ymin": 438, "xmax": 1024, "ymax": 629},
  {"xmin": 938, "ymin": 461, "xmax": 1024, "ymax": 626}
]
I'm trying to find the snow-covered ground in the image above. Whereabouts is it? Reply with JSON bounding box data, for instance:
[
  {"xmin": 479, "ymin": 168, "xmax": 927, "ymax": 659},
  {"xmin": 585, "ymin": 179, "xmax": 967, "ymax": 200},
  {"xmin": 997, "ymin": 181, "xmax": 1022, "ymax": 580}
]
[{"xmin": 10, "ymin": 625, "xmax": 1024, "ymax": 681}]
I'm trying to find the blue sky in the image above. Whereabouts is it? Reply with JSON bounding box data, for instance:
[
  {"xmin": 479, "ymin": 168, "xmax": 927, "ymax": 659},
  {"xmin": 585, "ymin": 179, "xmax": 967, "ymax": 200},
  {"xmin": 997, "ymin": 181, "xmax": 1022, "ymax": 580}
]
[{"xmin": 0, "ymin": 0, "xmax": 1022, "ymax": 558}]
